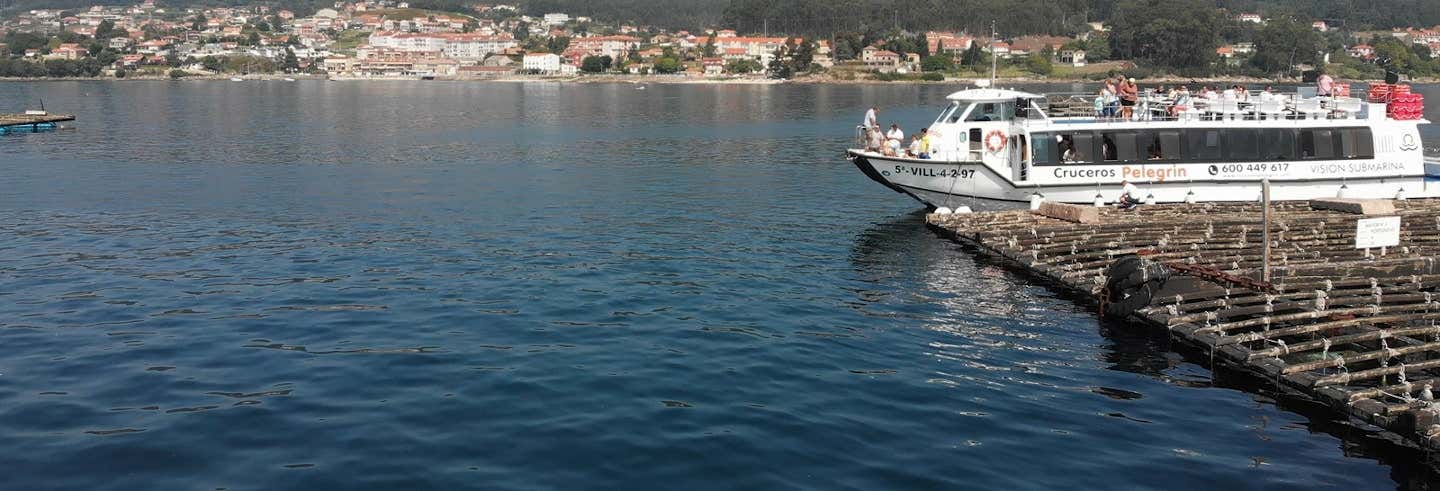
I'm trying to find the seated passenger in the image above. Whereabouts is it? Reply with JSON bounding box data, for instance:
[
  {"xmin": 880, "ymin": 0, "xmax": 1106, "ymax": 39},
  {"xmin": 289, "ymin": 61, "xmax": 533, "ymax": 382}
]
[
  {"xmin": 907, "ymin": 135, "xmax": 921, "ymax": 157},
  {"xmin": 886, "ymin": 123, "xmax": 905, "ymax": 155},
  {"xmin": 1169, "ymin": 86, "xmax": 1192, "ymax": 117}
]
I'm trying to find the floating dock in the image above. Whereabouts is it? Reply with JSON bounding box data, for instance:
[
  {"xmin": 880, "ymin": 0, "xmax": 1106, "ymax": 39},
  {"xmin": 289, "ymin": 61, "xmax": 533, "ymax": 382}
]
[
  {"xmin": 0, "ymin": 113, "xmax": 74, "ymax": 132},
  {"xmin": 927, "ymin": 198, "xmax": 1440, "ymax": 456}
]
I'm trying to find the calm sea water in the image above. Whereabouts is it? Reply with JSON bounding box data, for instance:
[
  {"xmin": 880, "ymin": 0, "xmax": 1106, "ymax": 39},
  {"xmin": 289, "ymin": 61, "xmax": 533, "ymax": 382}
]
[{"xmin": 1, "ymin": 81, "xmax": 1438, "ymax": 490}]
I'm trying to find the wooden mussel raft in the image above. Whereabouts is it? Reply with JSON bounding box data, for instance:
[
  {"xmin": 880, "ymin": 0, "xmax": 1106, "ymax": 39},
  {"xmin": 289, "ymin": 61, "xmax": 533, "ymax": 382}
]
[
  {"xmin": 0, "ymin": 113, "xmax": 75, "ymax": 132},
  {"xmin": 927, "ymin": 199, "xmax": 1440, "ymax": 456}
]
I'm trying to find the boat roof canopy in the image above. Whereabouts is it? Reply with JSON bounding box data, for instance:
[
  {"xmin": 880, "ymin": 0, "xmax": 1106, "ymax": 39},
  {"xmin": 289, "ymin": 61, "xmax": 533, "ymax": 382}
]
[{"xmin": 945, "ymin": 88, "xmax": 1044, "ymax": 102}]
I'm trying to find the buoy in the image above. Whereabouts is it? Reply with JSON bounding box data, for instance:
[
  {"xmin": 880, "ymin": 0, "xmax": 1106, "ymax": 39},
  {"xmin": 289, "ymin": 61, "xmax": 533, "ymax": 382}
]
[
  {"xmin": 1144, "ymin": 194, "xmax": 1156, "ymax": 205},
  {"xmin": 955, "ymin": 206, "xmax": 974, "ymax": 214},
  {"xmin": 1338, "ymin": 183, "xmax": 1349, "ymax": 198},
  {"xmin": 1398, "ymin": 187, "xmax": 1408, "ymax": 201},
  {"xmin": 1093, "ymin": 193, "xmax": 1105, "ymax": 207},
  {"xmin": 1029, "ymin": 193, "xmax": 1045, "ymax": 210},
  {"xmin": 1184, "ymin": 190, "xmax": 1197, "ymax": 204},
  {"xmin": 934, "ymin": 206, "xmax": 953, "ymax": 215}
]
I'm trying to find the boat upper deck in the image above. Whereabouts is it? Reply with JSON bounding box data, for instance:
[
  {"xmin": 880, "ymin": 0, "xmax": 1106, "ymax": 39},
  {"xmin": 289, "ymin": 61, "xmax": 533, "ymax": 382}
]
[{"xmin": 937, "ymin": 87, "xmax": 1427, "ymax": 128}]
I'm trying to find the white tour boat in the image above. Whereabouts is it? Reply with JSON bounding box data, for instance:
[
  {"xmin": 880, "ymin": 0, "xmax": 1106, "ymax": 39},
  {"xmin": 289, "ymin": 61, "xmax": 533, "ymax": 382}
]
[{"xmin": 848, "ymin": 86, "xmax": 1437, "ymax": 207}]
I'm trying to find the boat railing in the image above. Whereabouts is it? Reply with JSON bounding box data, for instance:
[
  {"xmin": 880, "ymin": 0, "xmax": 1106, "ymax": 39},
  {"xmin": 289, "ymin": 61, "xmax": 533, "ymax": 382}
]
[{"xmin": 1043, "ymin": 90, "xmax": 1376, "ymax": 123}]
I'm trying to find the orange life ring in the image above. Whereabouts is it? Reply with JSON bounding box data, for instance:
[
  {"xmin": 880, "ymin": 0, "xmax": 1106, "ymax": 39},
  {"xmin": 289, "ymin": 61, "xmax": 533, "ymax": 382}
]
[{"xmin": 985, "ymin": 130, "xmax": 1007, "ymax": 153}]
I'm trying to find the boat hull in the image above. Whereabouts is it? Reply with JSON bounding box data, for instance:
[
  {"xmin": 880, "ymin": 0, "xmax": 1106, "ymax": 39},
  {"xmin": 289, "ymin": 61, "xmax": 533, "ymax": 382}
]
[{"xmin": 849, "ymin": 150, "xmax": 1440, "ymax": 207}]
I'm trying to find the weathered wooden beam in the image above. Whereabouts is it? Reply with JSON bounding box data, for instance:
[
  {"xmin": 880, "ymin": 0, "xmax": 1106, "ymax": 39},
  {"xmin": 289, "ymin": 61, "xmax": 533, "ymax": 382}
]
[
  {"xmin": 1033, "ymin": 202, "xmax": 1100, "ymax": 224},
  {"xmin": 1310, "ymin": 198, "xmax": 1397, "ymax": 215}
]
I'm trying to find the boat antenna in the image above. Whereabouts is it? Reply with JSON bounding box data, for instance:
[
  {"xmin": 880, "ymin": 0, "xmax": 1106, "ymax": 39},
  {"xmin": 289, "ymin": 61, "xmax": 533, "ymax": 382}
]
[
  {"xmin": 989, "ymin": 20, "xmax": 997, "ymax": 85},
  {"xmin": 38, "ymin": 98, "xmax": 44, "ymax": 112}
]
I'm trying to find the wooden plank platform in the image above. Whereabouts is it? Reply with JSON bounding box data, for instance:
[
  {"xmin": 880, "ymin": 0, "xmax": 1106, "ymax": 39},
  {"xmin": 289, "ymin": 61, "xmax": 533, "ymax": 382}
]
[
  {"xmin": 927, "ymin": 199, "xmax": 1440, "ymax": 457},
  {"xmin": 0, "ymin": 113, "xmax": 75, "ymax": 128}
]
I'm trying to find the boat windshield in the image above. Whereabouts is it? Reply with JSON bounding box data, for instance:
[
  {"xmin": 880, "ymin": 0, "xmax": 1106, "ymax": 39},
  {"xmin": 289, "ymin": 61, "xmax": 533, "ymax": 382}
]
[
  {"xmin": 935, "ymin": 102, "xmax": 963, "ymax": 125},
  {"xmin": 965, "ymin": 101, "xmax": 1014, "ymax": 122}
]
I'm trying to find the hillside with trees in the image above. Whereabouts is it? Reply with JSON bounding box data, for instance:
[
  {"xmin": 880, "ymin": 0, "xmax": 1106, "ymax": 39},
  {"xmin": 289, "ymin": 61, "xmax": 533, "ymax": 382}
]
[{"xmin": 510, "ymin": 0, "xmax": 1440, "ymax": 35}]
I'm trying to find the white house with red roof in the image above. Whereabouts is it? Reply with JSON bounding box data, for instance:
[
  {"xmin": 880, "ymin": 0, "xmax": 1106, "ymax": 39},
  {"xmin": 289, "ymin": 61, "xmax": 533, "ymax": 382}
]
[
  {"xmin": 715, "ymin": 36, "xmax": 794, "ymax": 64},
  {"xmin": 925, "ymin": 31, "xmax": 974, "ymax": 56},
  {"xmin": 569, "ymin": 35, "xmax": 640, "ymax": 59},
  {"xmin": 862, "ymin": 46, "xmax": 902, "ymax": 72},
  {"xmin": 1348, "ymin": 44, "xmax": 1375, "ymax": 60}
]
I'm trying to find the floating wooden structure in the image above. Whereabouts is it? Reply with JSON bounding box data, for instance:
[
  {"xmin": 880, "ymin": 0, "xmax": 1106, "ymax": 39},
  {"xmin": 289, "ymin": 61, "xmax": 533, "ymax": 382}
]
[
  {"xmin": 0, "ymin": 113, "xmax": 74, "ymax": 133},
  {"xmin": 927, "ymin": 198, "xmax": 1440, "ymax": 456}
]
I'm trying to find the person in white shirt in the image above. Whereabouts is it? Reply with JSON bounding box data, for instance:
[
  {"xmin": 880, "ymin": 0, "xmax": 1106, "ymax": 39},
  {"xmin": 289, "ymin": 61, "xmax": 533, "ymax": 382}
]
[
  {"xmin": 907, "ymin": 135, "xmax": 921, "ymax": 157},
  {"xmin": 862, "ymin": 106, "xmax": 878, "ymax": 130},
  {"xmin": 1118, "ymin": 180, "xmax": 1142, "ymax": 209},
  {"xmin": 885, "ymin": 123, "xmax": 904, "ymax": 155}
]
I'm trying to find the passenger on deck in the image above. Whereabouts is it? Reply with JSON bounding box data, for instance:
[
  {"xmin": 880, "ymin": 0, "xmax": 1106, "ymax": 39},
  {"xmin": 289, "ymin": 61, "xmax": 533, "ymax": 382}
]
[
  {"xmin": 1119, "ymin": 78, "xmax": 1138, "ymax": 120},
  {"xmin": 1258, "ymin": 86, "xmax": 1276, "ymax": 101},
  {"xmin": 918, "ymin": 128, "xmax": 933, "ymax": 159},
  {"xmin": 885, "ymin": 123, "xmax": 905, "ymax": 156},
  {"xmin": 866, "ymin": 127, "xmax": 884, "ymax": 153},
  {"xmin": 862, "ymin": 106, "xmax": 879, "ymax": 130},
  {"xmin": 1169, "ymin": 86, "xmax": 1192, "ymax": 118},
  {"xmin": 1099, "ymin": 80, "xmax": 1116, "ymax": 118},
  {"xmin": 1232, "ymin": 85, "xmax": 1249, "ymax": 102},
  {"xmin": 907, "ymin": 135, "xmax": 921, "ymax": 158},
  {"xmin": 1317, "ymin": 72, "xmax": 1334, "ymax": 97}
]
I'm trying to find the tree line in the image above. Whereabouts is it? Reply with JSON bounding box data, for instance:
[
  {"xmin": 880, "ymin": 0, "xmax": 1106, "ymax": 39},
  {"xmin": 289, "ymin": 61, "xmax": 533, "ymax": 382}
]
[{"xmin": 514, "ymin": 0, "xmax": 1440, "ymax": 36}]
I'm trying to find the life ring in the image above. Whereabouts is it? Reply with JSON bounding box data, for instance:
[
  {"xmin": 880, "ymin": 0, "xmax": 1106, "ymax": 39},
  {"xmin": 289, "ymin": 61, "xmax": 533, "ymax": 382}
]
[{"xmin": 985, "ymin": 130, "xmax": 1007, "ymax": 153}]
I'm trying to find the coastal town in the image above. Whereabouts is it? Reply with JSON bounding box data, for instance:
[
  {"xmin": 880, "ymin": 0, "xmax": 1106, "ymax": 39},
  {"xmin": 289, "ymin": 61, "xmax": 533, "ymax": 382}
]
[{"xmin": 0, "ymin": 0, "xmax": 1439, "ymax": 81}]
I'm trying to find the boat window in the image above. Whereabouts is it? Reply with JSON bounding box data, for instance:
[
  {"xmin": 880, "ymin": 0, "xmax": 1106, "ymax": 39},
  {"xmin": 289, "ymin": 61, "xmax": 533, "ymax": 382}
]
[
  {"xmin": 1101, "ymin": 134, "xmax": 1118, "ymax": 161},
  {"xmin": 935, "ymin": 103, "xmax": 960, "ymax": 125},
  {"xmin": 969, "ymin": 128, "xmax": 982, "ymax": 152},
  {"xmin": 1114, "ymin": 133, "xmax": 1139, "ymax": 162},
  {"xmin": 1185, "ymin": 129, "xmax": 1222, "ymax": 160},
  {"xmin": 1025, "ymin": 99, "xmax": 1049, "ymax": 120},
  {"xmin": 949, "ymin": 104, "xmax": 967, "ymax": 123},
  {"xmin": 1064, "ymin": 133, "xmax": 1095, "ymax": 164},
  {"xmin": 1339, "ymin": 128, "xmax": 1374, "ymax": 158},
  {"xmin": 966, "ymin": 102, "xmax": 1014, "ymax": 122},
  {"xmin": 1143, "ymin": 131, "xmax": 1182, "ymax": 161},
  {"xmin": 1301, "ymin": 129, "xmax": 1338, "ymax": 159},
  {"xmin": 1261, "ymin": 129, "xmax": 1298, "ymax": 160},
  {"xmin": 1225, "ymin": 130, "xmax": 1260, "ymax": 161},
  {"xmin": 1032, "ymin": 133, "xmax": 1056, "ymax": 165}
]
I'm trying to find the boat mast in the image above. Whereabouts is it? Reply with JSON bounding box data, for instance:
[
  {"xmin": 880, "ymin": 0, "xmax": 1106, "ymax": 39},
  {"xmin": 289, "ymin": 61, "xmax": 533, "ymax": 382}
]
[{"xmin": 989, "ymin": 20, "xmax": 997, "ymax": 84}]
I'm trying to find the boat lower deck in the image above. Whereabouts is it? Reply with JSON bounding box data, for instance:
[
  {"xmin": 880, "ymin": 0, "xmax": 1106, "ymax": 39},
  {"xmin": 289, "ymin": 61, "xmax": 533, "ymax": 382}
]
[{"xmin": 927, "ymin": 199, "xmax": 1440, "ymax": 463}]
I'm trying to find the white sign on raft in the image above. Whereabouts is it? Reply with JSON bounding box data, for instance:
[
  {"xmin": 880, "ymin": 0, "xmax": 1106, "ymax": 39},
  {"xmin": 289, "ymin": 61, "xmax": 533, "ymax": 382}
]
[{"xmin": 1355, "ymin": 216, "xmax": 1402, "ymax": 249}]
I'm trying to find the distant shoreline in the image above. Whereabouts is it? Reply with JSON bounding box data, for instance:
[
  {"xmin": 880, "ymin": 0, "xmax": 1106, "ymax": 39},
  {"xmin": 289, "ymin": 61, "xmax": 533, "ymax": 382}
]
[{"xmin": 1, "ymin": 73, "xmax": 1435, "ymax": 85}]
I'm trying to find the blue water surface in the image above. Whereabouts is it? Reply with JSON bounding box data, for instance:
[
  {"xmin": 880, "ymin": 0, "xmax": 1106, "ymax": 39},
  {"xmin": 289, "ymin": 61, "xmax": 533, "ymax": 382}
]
[{"xmin": 1, "ymin": 81, "xmax": 1438, "ymax": 490}]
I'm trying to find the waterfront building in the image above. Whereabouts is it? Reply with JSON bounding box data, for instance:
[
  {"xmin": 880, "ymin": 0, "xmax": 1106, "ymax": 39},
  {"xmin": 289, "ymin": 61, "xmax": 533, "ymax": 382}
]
[{"xmin": 523, "ymin": 52, "xmax": 562, "ymax": 73}]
